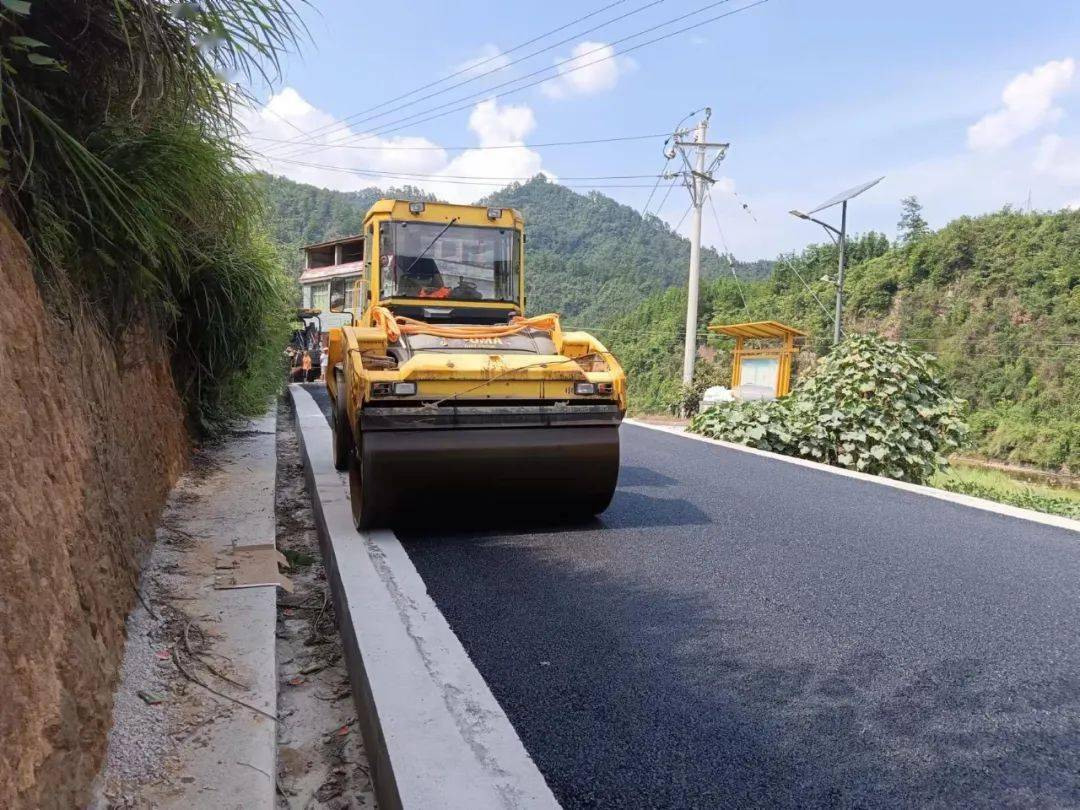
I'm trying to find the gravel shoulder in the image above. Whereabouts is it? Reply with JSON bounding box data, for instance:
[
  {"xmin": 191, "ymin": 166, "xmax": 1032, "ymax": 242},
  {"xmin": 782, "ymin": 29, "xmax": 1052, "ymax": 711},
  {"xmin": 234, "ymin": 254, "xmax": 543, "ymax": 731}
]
[{"xmin": 92, "ymin": 401, "xmax": 374, "ymax": 809}]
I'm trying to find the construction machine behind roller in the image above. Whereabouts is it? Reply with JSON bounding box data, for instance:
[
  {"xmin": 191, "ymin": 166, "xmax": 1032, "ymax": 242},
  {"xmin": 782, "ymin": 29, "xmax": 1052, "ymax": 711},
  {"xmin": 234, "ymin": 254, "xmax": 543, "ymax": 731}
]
[{"xmin": 325, "ymin": 199, "xmax": 626, "ymax": 529}]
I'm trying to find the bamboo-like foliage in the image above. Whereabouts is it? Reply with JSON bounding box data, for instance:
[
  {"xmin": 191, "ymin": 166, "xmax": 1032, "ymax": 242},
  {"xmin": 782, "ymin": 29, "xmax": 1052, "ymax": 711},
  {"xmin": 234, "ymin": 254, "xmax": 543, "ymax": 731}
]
[{"xmin": 0, "ymin": 0, "xmax": 303, "ymax": 430}]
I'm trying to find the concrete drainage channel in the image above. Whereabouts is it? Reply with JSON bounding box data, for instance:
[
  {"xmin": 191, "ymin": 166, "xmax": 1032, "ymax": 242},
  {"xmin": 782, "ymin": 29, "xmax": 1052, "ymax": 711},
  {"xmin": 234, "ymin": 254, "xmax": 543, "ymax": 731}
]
[{"xmin": 288, "ymin": 384, "xmax": 559, "ymax": 810}]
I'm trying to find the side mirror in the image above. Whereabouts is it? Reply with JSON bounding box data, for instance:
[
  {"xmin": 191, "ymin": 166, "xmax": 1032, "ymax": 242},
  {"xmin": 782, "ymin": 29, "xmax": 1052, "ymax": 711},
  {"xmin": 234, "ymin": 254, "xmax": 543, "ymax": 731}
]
[{"xmin": 329, "ymin": 277, "xmax": 346, "ymax": 312}]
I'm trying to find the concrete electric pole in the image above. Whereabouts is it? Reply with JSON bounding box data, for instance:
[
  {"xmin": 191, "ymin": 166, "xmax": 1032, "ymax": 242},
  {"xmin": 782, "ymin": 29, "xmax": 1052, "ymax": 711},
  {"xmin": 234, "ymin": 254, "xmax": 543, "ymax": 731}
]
[{"xmin": 668, "ymin": 109, "xmax": 729, "ymax": 390}]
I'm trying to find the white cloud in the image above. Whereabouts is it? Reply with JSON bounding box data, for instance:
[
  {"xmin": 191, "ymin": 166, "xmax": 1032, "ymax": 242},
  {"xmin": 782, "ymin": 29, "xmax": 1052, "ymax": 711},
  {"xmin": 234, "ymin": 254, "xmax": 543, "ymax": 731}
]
[
  {"xmin": 427, "ymin": 99, "xmax": 554, "ymax": 201},
  {"xmin": 453, "ymin": 44, "xmax": 510, "ymax": 78},
  {"xmin": 541, "ymin": 41, "xmax": 634, "ymax": 99},
  {"xmin": 238, "ymin": 89, "xmax": 548, "ymax": 203},
  {"xmin": 466, "ymin": 98, "xmax": 535, "ymax": 146},
  {"xmin": 967, "ymin": 58, "xmax": 1075, "ymax": 151},
  {"xmin": 1034, "ymin": 133, "xmax": 1080, "ymax": 184}
]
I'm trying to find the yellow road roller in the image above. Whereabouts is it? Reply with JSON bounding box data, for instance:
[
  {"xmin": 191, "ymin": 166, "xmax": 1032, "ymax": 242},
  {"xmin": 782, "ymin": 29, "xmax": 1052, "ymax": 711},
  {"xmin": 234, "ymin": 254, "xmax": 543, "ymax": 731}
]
[{"xmin": 324, "ymin": 199, "xmax": 626, "ymax": 529}]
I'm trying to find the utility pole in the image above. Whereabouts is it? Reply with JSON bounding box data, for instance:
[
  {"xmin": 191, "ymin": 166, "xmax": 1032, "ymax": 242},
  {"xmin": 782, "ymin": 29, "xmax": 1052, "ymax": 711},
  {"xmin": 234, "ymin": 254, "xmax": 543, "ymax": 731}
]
[
  {"xmin": 682, "ymin": 116, "xmax": 707, "ymax": 387},
  {"xmin": 667, "ymin": 109, "xmax": 729, "ymax": 389}
]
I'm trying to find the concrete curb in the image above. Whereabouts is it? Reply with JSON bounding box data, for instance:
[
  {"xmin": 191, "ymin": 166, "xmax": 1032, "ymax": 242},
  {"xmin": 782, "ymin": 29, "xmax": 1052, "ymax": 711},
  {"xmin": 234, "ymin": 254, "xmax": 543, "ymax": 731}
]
[
  {"xmin": 625, "ymin": 419, "xmax": 1080, "ymax": 533},
  {"xmin": 288, "ymin": 384, "xmax": 559, "ymax": 810}
]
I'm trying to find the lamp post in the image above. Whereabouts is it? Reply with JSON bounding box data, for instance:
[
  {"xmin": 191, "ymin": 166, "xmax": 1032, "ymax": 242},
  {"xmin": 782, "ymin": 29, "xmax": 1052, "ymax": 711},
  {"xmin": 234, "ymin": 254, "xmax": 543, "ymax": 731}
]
[{"xmin": 790, "ymin": 177, "xmax": 883, "ymax": 345}]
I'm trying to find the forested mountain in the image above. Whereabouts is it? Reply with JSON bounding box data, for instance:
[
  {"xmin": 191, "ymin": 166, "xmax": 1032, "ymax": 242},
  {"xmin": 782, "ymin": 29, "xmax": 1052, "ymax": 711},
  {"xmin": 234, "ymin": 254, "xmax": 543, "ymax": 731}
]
[
  {"xmin": 256, "ymin": 173, "xmax": 770, "ymax": 320},
  {"xmin": 481, "ymin": 177, "xmax": 771, "ymax": 322},
  {"xmin": 603, "ymin": 209, "xmax": 1079, "ymax": 471}
]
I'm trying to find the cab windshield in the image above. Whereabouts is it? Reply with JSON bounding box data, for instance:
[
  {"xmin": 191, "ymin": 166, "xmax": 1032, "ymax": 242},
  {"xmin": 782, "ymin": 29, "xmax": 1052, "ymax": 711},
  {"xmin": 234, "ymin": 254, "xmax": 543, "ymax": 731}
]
[{"xmin": 379, "ymin": 220, "xmax": 520, "ymax": 303}]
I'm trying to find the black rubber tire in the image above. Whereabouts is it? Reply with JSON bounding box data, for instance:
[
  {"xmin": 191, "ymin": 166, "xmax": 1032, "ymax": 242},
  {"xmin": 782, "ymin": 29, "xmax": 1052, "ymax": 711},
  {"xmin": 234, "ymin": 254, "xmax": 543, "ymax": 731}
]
[
  {"xmin": 331, "ymin": 372, "xmax": 352, "ymax": 472},
  {"xmin": 348, "ymin": 435, "xmax": 381, "ymax": 531}
]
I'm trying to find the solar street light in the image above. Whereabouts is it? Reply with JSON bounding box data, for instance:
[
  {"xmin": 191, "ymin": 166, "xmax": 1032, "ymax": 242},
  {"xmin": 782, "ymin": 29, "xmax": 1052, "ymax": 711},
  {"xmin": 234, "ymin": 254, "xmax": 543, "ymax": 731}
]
[{"xmin": 790, "ymin": 177, "xmax": 883, "ymax": 344}]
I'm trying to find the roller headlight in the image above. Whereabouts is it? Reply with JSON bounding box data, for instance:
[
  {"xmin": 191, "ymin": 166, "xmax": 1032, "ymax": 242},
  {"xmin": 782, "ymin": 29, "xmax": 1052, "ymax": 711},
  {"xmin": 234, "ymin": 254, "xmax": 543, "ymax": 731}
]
[{"xmin": 372, "ymin": 381, "xmax": 417, "ymax": 397}]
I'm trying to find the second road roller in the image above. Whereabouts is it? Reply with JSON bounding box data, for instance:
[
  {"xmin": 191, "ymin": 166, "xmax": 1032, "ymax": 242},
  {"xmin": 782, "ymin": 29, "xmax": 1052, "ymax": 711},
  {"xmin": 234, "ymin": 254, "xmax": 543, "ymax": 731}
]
[{"xmin": 324, "ymin": 198, "xmax": 626, "ymax": 529}]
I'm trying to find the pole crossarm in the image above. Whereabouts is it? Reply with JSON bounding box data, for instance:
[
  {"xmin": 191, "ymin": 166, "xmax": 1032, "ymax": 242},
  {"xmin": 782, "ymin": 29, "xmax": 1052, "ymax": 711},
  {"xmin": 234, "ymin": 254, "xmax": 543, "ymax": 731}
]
[{"xmin": 673, "ymin": 140, "xmax": 731, "ymax": 149}]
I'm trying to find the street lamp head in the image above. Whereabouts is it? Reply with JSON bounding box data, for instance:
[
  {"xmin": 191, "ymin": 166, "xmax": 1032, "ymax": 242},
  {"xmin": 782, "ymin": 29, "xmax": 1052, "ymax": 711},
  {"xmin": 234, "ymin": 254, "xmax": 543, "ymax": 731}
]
[{"xmin": 789, "ymin": 209, "xmax": 809, "ymax": 220}]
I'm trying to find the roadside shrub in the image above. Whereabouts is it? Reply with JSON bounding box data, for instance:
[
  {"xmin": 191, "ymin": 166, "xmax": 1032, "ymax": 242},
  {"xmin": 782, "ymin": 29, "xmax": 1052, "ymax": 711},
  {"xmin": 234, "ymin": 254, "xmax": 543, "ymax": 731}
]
[
  {"xmin": 690, "ymin": 334, "xmax": 968, "ymax": 483},
  {"xmin": 665, "ymin": 356, "xmax": 730, "ymax": 416}
]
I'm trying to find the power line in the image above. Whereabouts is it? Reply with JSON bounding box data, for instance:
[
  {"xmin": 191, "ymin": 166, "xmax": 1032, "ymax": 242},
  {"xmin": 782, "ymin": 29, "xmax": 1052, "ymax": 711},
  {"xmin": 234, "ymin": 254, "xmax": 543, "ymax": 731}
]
[
  {"xmin": 265, "ymin": 0, "xmax": 669, "ymax": 157},
  {"xmin": 324, "ymin": 0, "xmax": 748, "ymax": 148},
  {"xmin": 652, "ymin": 176, "xmax": 679, "ymax": 216},
  {"xmin": 776, "ymin": 254, "xmax": 833, "ymax": 322},
  {"xmin": 638, "ymin": 157, "xmax": 672, "ymax": 220},
  {"xmin": 270, "ymin": 157, "xmax": 664, "ymax": 181},
  {"xmin": 259, "ymin": 0, "xmax": 768, "ymax": 156},
  {"xmin": 271, "ymin": 157, "xmax": 664, "ymax": 188},
  {"xmin": 705, "ymin": 187, "xmax": 751, "ymax": 319},
  {"xmin": 672, "ymin": 201, "xmax": 694, "ymax": 232},
  {"xmin": 263, "ymin": 0, "xmax": 640, "ymax": 150},
  {"xmin": 246, "ymin": 131, "xmax": 670, "ymax": 152}
]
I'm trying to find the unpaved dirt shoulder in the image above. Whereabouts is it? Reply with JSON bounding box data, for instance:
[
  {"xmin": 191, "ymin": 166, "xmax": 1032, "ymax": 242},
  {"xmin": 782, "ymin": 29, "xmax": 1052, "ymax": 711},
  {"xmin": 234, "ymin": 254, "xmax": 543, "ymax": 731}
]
[
  {"xmin": 94, "ymin": 448, "xmax": 259, "ymax": 807},
  {"xmin": 94, "ymin": 416, "xmax": 280, "ymax": 808},
  {"xmin": 274, "ymin": 398, "xmax": 376, "ymax": 809}
]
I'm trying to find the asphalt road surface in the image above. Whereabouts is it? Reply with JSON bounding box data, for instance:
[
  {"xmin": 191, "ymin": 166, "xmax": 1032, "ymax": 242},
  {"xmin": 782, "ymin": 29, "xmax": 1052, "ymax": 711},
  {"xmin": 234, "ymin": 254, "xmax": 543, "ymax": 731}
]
[{"xmin": 302, "ymin": 387, "xmax": 1080, "ymax": 808}]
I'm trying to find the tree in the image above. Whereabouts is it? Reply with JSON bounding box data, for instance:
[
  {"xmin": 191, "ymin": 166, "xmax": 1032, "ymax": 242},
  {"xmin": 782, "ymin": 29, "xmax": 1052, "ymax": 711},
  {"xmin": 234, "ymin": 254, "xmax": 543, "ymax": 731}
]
[{"xmin": 897, "ymin": 196, "xmax": 930, "ymax": 243}]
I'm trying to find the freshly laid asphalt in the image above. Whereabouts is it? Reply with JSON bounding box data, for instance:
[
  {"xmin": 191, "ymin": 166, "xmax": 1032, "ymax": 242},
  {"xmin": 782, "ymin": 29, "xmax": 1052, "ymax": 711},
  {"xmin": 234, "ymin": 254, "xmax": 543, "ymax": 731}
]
[{"xmin": 302, "ymin": 386, "xmax": 1080, "ymax": 808}]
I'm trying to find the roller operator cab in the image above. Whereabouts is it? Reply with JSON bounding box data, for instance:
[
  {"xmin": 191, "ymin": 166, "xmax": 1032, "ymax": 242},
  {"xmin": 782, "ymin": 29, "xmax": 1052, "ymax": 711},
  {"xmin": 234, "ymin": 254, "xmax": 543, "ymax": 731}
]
[{"xmin": 326, "ymin": 199, "xmax": 626, "ymax": 529}]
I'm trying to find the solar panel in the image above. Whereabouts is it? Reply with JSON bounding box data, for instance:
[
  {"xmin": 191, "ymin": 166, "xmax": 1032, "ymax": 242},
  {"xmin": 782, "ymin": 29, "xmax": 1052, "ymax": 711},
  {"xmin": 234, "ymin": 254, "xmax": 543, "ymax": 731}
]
[{"xmin": 806, "ymin": 176, "xmax": 884, "ymax": 215}]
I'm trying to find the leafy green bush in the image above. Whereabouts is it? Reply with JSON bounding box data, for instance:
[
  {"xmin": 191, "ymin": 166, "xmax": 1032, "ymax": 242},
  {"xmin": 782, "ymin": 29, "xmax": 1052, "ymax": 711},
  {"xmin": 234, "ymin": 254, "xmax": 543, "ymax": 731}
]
[{"xmin": 690, "ymin": 334, "xmax": 968, "ymax": 483}]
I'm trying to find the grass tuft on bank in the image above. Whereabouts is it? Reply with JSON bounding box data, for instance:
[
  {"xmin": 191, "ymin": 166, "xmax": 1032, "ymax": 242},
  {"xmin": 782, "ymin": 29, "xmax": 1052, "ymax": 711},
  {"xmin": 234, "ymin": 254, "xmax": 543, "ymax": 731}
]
[
  {"xmin": 932, "ymin": 465, "xmax": 1080, "ymax": 520},
  {"xmin": 1, "ymin": 0, "xmax": 302, "ymax": 433}
]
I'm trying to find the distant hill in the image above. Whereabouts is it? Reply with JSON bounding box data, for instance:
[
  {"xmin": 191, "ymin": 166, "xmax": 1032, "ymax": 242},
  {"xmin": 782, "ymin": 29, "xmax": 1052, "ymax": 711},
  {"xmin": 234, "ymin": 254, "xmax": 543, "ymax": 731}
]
[
  {"xmin": 255, "ymin": 172, "xmax": 771, "ymax": 322},
  {"xmin": 481, "ymin": 177, "xmax": 771, "ymax": 322}
]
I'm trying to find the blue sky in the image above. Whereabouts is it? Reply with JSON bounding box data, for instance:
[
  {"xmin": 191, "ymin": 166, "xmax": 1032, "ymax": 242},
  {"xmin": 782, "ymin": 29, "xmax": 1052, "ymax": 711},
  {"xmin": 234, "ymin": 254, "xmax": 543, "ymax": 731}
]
[{"xmin": 243, "ymin": 0, "xmax": 1080, "ymax": 258}]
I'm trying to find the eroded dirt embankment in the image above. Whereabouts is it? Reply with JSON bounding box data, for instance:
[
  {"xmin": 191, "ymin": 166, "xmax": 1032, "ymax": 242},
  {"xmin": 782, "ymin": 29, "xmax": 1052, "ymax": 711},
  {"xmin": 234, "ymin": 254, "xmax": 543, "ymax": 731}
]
[{"xmin": 0, "ymin": 217, "xmax": 189, "ymax": 808}]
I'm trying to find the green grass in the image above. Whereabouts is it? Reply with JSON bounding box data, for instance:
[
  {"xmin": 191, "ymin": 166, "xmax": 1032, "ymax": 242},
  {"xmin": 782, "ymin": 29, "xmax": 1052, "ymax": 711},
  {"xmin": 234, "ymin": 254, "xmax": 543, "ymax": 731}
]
[{"xmin": 931, "ymin": 464, "xmax": 1080, "ymax": 520}]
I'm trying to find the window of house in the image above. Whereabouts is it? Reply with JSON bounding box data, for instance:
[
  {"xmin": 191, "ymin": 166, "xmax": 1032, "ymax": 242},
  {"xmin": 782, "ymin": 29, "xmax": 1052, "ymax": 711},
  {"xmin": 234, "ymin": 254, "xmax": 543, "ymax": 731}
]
[
  {"xmin": 307, "ymin": 246, "xmax": 335, "ymax": 268},
  {"xmin": 341, "ymin": 239, "xmax": 363, "ymax": 263},
  {"xmin": 343, "ymin": 277, "xmax": 361, "ymax": 310},
  {"xmin": 311, "ymin": 282, "xmax": 330, "ymax": 312}
]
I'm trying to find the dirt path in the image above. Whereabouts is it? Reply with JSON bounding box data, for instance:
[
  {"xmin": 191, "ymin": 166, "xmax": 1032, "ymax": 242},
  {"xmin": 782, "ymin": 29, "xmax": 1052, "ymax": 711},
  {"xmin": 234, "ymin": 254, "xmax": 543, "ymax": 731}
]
[{"xmin": 274, "ymin": 400, "xmax": 376, "ymax": 809}]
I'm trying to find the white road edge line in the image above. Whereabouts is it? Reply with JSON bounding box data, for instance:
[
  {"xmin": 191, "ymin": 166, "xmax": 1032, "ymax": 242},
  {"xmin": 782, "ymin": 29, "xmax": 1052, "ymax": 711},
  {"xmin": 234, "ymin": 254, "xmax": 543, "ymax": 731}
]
[
  {"xmin": 289, "ymin": 384, "xmax": 560, "ymax": 810},
  {"xmin": 624, "ymin": 419, "xmax": 1080, "ymax": 534}
]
